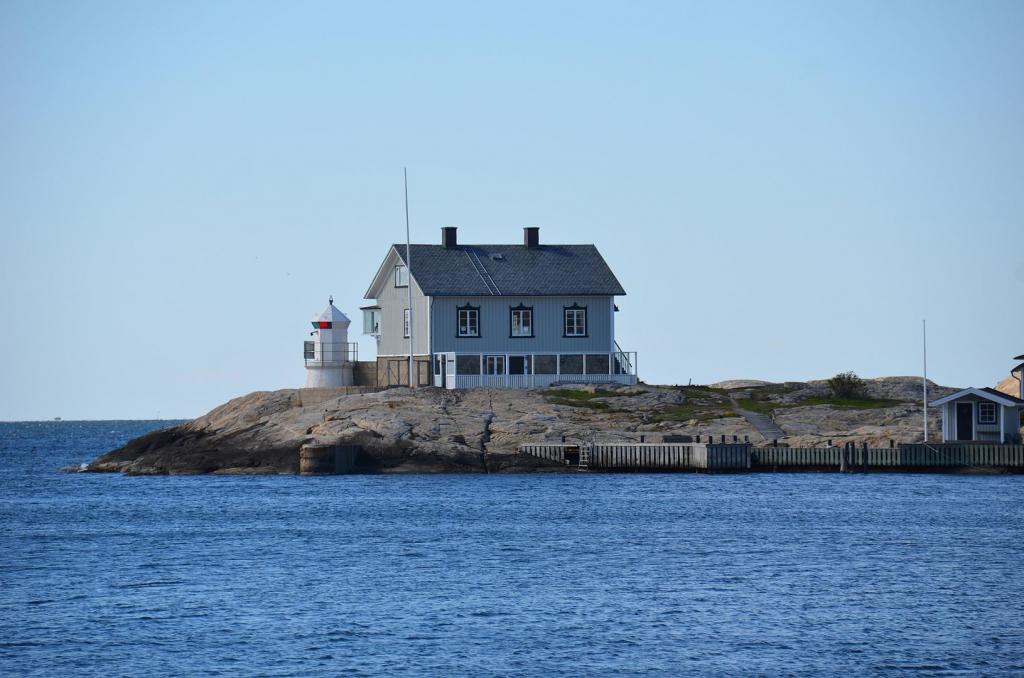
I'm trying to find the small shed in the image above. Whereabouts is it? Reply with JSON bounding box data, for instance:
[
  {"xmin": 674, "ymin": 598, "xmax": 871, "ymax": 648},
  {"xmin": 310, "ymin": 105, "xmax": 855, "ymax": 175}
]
[{"xmin": 929, "ymin": 387, "xmax": 1024, "ymax": 444}]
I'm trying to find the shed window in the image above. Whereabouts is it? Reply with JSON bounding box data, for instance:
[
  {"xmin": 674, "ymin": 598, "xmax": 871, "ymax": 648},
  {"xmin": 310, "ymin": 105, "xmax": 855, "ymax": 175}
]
[
  {"xmin": 395, "ymin": 265, "xmax": 409, "ymax": 287},
  {"xmin": 978, "ymin": 402, "xmax": 997, "ymax": 424},
  {"xmin": 457, "ymin": 305, "xmax": 480, "ymax": 337}
]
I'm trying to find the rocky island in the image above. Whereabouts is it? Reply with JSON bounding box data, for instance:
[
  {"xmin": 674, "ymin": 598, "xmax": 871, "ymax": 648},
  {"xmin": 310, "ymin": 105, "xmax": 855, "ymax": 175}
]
[{"xmin": 81, "ymin": 376, "xmax": 1018, "ymax": 475}]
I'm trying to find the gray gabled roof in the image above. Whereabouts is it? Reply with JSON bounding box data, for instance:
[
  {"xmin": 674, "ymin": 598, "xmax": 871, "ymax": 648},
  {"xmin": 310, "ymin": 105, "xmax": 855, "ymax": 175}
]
[
  {"xmin": 386, "ymin": 243, "xmax": 626, "ymax": 297},
  {"xmin": 929, "ymin": 387, "xmax": 1024, "ymax": 407}
]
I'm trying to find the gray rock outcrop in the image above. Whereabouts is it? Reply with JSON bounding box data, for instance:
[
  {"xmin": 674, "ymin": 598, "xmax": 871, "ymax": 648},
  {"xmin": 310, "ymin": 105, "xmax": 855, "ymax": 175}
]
[{"xmin": 84, "ymin": 377, "xmax": 1016, "ymax": 475}]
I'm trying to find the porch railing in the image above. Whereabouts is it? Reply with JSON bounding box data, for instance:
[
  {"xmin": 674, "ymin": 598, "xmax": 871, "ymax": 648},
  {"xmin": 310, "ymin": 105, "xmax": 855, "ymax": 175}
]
[{"xmin": 438, "ymin": 350, "xmax": 638, "ymax": 389}]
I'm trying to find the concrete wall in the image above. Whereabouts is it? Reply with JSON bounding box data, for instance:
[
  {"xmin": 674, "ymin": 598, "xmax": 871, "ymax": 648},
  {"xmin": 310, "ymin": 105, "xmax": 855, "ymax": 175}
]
[
  {"xmin": 353, "ymin": 361, "xmax": 378, "ymax": 387},
  {"xmin": 430, "ymin": 295, "xmax": 615, "ymax": 354}
]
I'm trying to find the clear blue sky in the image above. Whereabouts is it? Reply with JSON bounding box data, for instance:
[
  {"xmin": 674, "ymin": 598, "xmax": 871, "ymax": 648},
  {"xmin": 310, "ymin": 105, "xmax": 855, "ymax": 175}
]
[{"xmin": 2, "ymin": 1, "xmax": 1022, "ymax": 420}]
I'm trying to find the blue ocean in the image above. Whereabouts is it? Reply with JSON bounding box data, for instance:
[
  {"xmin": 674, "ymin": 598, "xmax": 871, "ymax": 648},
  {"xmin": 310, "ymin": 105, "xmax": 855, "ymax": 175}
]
[{"xmin": 2, "ymin": 420, "xmax": 1023, "ymax": 676}]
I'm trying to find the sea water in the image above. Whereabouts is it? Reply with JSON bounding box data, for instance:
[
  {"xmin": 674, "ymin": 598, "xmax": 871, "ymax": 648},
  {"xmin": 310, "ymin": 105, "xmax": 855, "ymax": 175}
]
[{"xmin": 2, "ymin": 420, "xmax": 1023, "ymax": 676}]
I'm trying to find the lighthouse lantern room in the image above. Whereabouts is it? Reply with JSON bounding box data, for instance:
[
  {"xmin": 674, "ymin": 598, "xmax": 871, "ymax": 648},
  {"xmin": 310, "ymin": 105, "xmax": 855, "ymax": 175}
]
[{"xmin": 303, "ymin": 297, "xmax": 357, "ymax": 388}]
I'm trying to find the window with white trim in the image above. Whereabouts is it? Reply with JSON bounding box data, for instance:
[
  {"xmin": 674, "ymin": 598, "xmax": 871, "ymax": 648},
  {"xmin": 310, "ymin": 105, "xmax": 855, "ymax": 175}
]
[
  {"xmin": 511, "ymin": 306, "xmax": 533, "ymax": 337},
  {"xmin": 978, "ymin": 402, "xmax": 997, "ymax": 424},
  {"xmin": 564, "ymin": 307, "xmax": 587, "ymax": 337},
  {"xmin": 484, "ymin": 355, "xmax": 505, "ymax": 375},
  {"xmin": 395, "ymin": 265, "xmax": 409, "ymax": 287},
  {"xmin": 457, "ymin": 306, "xmax": 480, "ymax": 337},
  {"xmin": 403, "ymin": 308, "xmax": 410, "ymax": 338}
]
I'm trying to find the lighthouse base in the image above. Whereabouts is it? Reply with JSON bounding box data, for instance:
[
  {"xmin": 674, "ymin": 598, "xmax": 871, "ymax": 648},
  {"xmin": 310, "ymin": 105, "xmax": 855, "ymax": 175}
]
[{"xmin": 304, "ymin": 364, "xmax": 354, "ymax": 388}]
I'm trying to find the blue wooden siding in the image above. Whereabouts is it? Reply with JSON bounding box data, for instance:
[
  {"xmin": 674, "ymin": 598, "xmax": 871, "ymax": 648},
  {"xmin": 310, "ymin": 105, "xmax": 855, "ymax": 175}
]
[{"xmin": 430, "ymin": 295, "xmax": 615, "ymax": 354}]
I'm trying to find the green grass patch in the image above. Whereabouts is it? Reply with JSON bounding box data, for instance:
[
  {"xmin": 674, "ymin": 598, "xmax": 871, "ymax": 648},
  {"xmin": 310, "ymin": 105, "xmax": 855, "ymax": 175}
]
[
  {"xmin": 650, "ymin": 405, "xmax": 738, "ymax": 423},
  {"xmin": 543, "ymin": 388, "xmax": 624, "ymax": 401},
  {"xmin": 791, "ymin": 397, "xmax": 904, "ymax": 410},
  {"xmin": 736, "ymin": 396, "xmax": 905, "ymax": 414},
  {"xmin": 675, "ymin": 385, "xmax": 731, "ymax": 398},
  {"xmin": 734, "ymin": 398, "xmax": 777, "ymax": 415},
  {"xmin": 542, "ymin": 388, "xmax": 625, "ymax": 410}
]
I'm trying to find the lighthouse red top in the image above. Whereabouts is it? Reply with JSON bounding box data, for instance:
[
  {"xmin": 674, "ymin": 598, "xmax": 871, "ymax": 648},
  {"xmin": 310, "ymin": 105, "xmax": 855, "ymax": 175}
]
[{"xmin": 310, "ymin": 298, "xmax": 351, "ymax": 330}]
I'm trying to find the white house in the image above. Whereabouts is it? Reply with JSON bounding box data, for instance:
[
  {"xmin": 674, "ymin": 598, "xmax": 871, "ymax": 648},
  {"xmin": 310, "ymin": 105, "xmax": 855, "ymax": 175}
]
[{"xmin": 928, "ymin": 355, "xmax": 1024, "ymax": 443}]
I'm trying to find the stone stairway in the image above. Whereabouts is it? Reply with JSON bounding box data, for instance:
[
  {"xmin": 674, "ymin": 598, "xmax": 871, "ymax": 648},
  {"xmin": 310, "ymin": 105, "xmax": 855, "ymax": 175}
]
[{"xmin": 730, "ymin": 399, "xmax": 787, "ymax": 442}]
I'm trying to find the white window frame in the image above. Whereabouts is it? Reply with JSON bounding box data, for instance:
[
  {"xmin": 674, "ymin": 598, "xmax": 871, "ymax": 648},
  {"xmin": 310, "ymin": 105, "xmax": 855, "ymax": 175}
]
[
  {"xmin": 395, "ymin": 265, "xmax": 409, "ymax": 287},
  {"xmin": 484, "ymin": 355, "xmax": 505, "ymax": 375},
  {"xmin": 564, "ymin": 308, "xmax": 586, "ymax": 337},
  {"xmin": 458, "ymin": 308, "xmax": 479, "ymax": 337},
  {"xmin": 511, "ymin": 308, "xmax": 532, "ymax": 337},
  {"xmin": 978, "ymin": 402, "xmax": 997, "ymax": 425},
  {"xmin": 403, "ymin": 308, "xmax": 410, "ymax": 338}
]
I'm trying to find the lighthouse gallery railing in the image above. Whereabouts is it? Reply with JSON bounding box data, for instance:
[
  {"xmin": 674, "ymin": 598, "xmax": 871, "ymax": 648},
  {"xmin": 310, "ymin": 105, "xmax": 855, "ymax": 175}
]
[{"xmin": 303, "ymin": 342, "xmax": 359, "ymax": 366}]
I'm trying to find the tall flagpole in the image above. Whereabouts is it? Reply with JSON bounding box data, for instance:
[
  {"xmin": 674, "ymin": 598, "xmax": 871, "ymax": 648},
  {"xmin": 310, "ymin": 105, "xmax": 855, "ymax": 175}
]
[
  {"xmin": 922, "ymin": 319, "xmax": 928, "ymax": 442},
  {"xmin": 405, "ymin": 168, "xmax": 414, "ymax": 388}
]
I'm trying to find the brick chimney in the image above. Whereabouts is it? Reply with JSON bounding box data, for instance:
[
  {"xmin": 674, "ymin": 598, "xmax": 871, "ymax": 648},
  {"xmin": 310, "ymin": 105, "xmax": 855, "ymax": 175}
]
[
  {"xmin": 442, "ymin": 226, "xmax": 457, "ymax": 248},
  {"xmin": 523, "ymin": 226, "xmax": 539, "ymax": 248}
]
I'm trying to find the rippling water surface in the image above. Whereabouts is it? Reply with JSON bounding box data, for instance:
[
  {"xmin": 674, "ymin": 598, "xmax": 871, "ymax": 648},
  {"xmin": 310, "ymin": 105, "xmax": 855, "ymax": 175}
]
[{"xmin": 2, "ymin": 420, "xmax": 1024, "ymax": 676}]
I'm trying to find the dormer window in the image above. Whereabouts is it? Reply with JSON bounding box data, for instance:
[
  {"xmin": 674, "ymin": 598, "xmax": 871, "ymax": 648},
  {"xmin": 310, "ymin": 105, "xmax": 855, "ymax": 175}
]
[{"xmin": 395, "ymin": 265, "xmax": 409, "ymax": 287}]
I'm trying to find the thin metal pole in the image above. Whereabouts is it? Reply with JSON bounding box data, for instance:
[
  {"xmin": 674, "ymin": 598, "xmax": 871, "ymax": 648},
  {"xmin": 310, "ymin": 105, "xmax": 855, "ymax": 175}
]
[
  {"xmin": 405, "ymin": 168, "xmax": 414, "ymax": 388},
  {"xmin": 923, "ymin": 319, "xmax": 928, "ymax": 442}
]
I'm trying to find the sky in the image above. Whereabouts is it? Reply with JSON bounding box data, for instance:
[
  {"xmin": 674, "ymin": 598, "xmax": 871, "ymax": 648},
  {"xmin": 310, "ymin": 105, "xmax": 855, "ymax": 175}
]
[{"xmin": 1, "ymin": 0, "xmax": 1022, "ymax": 420}]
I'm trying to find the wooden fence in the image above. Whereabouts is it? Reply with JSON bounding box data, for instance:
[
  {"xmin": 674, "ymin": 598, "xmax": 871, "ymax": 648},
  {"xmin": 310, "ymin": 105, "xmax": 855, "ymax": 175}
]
[
  {"xmin": 517, "ymin": 443, "xmax": 750, "ymax": 471},
  {"xmin": 519, "ymin": 442, "xmax": 1024, "ymax": 472}
]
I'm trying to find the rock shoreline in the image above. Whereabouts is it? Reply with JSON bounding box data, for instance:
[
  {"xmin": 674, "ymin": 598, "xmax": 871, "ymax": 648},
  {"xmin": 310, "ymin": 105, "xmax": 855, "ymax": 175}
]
[{"xmin": 82, "ymin": 378, "xmax": 984, "ymax": 476}]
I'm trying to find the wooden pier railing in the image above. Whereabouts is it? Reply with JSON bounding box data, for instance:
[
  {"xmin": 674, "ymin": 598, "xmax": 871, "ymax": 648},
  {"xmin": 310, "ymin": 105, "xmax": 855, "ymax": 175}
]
[{"xmin": 518, "ymin": 442, "xmax": 1024, "ymax": 472}]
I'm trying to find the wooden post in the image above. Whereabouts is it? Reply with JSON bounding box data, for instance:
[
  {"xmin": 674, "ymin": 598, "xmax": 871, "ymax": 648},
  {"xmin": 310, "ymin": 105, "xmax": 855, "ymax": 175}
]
[
  {"xmin": 840, "ymin": 443, "xmax": 848, "ymax": 473},
  {"xmin": 862, "ymin": 442, "xmax": 869, "ymax": 472}
]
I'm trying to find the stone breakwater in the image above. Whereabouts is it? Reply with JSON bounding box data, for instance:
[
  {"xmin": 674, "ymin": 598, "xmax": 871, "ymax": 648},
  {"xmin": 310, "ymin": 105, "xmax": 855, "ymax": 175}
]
[{"xmin": 81, "ymin": 377, "xmax": 1010, "ymax": 475}]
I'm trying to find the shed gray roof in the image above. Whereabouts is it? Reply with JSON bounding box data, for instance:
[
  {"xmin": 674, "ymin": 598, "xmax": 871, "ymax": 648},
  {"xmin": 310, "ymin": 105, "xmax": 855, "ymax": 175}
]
[
  {"xmin": 391, "ymin": 244, "xmax": 626, "ymax": 296},
  {"xmin": 929, "ymin": 387, "xmax": 1024, "ymax": 407}
]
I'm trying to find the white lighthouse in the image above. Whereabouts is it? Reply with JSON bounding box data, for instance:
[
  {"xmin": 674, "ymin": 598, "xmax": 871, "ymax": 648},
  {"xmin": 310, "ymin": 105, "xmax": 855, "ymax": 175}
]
[{"xmin": 303, "ymin": 297, "xmax": 355, "ymax": 388}]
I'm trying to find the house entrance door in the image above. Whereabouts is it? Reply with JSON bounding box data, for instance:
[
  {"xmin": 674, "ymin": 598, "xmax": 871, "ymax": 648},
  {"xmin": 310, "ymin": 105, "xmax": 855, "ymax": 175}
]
[
  {"xmin": 508, "ymin": 355, "xmax": 531, "ymax": 388},
  {"xmin": 508, "ymin": 355, "xmax": 531, "ymax": 375},
  {"xmin": 956, "ymin": 402, "xmax": 974, "ymax": 441}
]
